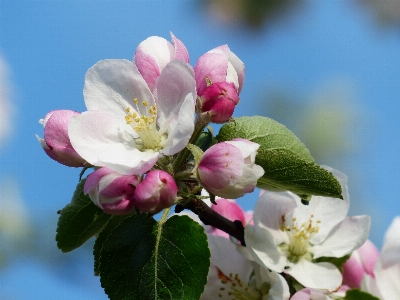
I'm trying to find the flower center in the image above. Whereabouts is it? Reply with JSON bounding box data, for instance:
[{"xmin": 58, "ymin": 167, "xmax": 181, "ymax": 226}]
[
  {"xmin": 280, "ymin": 215, "xmax": 321, "ymax": 258},
  {"xmin": 125, "ymin": 98, "xmax": 161, "ymax": 150},
  {"xmin": 215, "ymin": 267, "xmax": 261, "ymax": 300}
]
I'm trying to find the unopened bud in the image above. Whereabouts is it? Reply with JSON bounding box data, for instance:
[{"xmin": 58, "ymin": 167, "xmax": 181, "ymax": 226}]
[
  {"xmin": 199, "ymin": 82, "xmax": 239, "ymax": 123},
  {"xmin": 197, "ymin": 139, "xmax": 264, "ymax": 199},
  {"xmin": 133, "ymin": 170, "xmax": 178, "ymax": 214},
  {"xmin": 84, "ymin": 167, "xmax": 140, "ymax": 215},
  {"xmin": 36, "ymin": 110, "xmax": 86, "ymax": 167}
]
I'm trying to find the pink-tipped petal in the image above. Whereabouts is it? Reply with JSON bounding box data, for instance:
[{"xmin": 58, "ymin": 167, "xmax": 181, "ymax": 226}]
[
  {"xmin": 194, "ymin": 52, "xmax": 228, "ymax": 95},
  {"xmin": 134, "ymin": 36, "xmax": 174, "ymax": 91},
  {"xmin": 170, "ymin": 32, "xmax": 189, "ymax": 63}
]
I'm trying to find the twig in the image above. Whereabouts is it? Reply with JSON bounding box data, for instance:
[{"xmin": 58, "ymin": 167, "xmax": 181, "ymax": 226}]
[{"xmin": 176, "ymin": 199, "xmax": 246, "ymax": 246}]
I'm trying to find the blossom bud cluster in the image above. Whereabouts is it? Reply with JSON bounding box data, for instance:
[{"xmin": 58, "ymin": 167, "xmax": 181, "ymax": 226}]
[
  {"xmin": 84, "ymin": 168, "xmax": 177, "ymax": 215},
  {"xmin": 36, "ymin": 32, "xmax": 262, "ymax": 215}
]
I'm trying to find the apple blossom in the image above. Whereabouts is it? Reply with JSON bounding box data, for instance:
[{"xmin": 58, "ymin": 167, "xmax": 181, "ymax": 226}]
[
  {"xmin": 194, "ymin": 44, "xmax": 245, "ymax": 96},
  {"xmin": 201, "ymin": 230, "xmax": 290, "ymax": 300},
  {"xmin": 84, "ymin": 167, "xmax": 140, "ymax": 215},
  {"xmin": 197, "ymin": 138, "xmax": 264, "ymax": 199},
  {"xmin": 68, "ymin": 57, "xmax": 196, "ymax": 175},
  {"xmin": 374, "ymin": 216, "xmax": 400, "ymax": 300},
  {"xmin": 133, "ymin": 170, "xmax": 178, "ymax": 214},
  {"xmin": 342, "ymin": 239, "xmax": 379, "ymax": 289},
  {"xmin": 36, "ymin": 110, "xmax": 86, "ymax": 167},
  {"xmin": 244, "ymin": 167, "xmax": 371, "ymax": 291},
  {"xmin": 198, "ymin": 81, "xmax": 239, "ymax": 123},
  {"xmin": 134, "ymin": 32, "xmax": 189, "ymax": 92}
]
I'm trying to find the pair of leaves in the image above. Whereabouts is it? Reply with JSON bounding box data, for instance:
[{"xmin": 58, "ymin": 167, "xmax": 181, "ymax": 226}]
[
  {"xmin": 216, "ymin": 116, "xmax": 343, "ymax": 200},
  {"xmin": 56, "ymin": 180, "xmax": 210, "ymax": 300}
]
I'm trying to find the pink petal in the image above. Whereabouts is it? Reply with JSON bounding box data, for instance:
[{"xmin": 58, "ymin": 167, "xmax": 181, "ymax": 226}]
[
  {"xmin": 170, "ymin": 32, "xmax": 189, "ymax": 63},
  {"xmin": 198, "ymin": 142, "xmax": 243, "ymax": 190},
  {"xmin": 194, "ymin": 52, "xmax": 228, "ymax": 96},
  {"xmin": 84, "ymin": 167, "xmax": 114, "ymax": 194},
  {"xmin": 134, "ymin": 36, "xmax": 174, "ymax": 91}
]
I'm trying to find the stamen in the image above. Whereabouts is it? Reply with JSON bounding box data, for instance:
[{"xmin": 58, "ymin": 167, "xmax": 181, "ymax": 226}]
[
  {"xmin": 124, "ymin": 98, "xmax": 160, "ymax": 150},
  {"xmin": 280, "ymin": 215, "xmax": 321, "ymax": 258},
  {"xmin": 215, "ymin": 267, "xmax": 261, "ymax": 300}
]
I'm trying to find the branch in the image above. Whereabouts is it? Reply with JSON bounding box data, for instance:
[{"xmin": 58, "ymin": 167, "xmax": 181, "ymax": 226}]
[{"xmin": 176, "ymin": 199, "xmax": 246, "ymax": 246}]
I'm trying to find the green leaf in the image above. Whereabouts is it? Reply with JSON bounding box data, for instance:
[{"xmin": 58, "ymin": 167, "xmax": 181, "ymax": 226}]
[
  {"xmin": 344, "ymin": 289, "xmax": 380, "ymax": 300},
  {"xmin": 56, "ymin": 179, "xmax": 111, "ymax": 252},
  {"xmin": 93, "ymin": 214, "xmax": 131, "ymax": 276},
  {"xmin": 97, "ymin": 214, "xmax": 210, "ymax": 300},
  {"xmin": 216, "ymin": 116, "xmax": 343, "ymax": 199}
]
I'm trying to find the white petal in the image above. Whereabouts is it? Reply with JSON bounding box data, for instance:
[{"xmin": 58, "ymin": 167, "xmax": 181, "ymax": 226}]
[
  {"xmin": 303, "ymin": 167, "xmax": 350, "ymax": 244},
  {"xmin": 244, "ymin": 225, "xmax": 287, "ymax": 272},
  {"xmin": 155, "ymin": 60, "xmax": 196, "ymax": 155},
  {"xmin": 69, "ymin": 110, "xmax": 159, "ymax": 174},
  {"xmin": 253, "ymin": 191, "xmax": 297, "ymax": 244},
  {"xmin": 375, "ymin": 260, "xmax": 400, "ymax": 300},
  {"xmin": 253, "ymin": 266, "xmax": 290, "ymax": 300},
  {"xmin": 311, "ymin": 215, "xmax": 371, "ymax": 259},
  {"xmin": 84, "ymin": 59, "xmax": 154, "ymax": 120},
  {"xmin": 201, "ymin": 235, "xmax": 253, "ymax": 300},
  {"xmin": 208, "ymin": 235, "xmax": 253, "ymax": 279},
  {"xmin": 286, "ymin": 259, "xmax": 342, "ymax": 292},
  {"xmin": 375, "ymin": 217, "xmax": 400, "ymax": 300},
  {"xmin": 361, "ymin": 274, "xmax": 381, "ymax": 298}
]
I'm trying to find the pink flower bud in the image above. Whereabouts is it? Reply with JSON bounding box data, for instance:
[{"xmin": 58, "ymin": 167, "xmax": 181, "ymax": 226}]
[
  {"xmin": 133, "ymin": 170, "xmax": 178, "ymax": 214},
  {"xmin": 197, "ymin": 138, "xmax": 264, "ymax": 199},
  {"xmin": 84, "ymin": 167, "xmax": 140, "ymax": 215},
  {"xmin": 342, "ymin": 239, "xmax": 380, "ymax": 288},
  {"xmin": 194, "ymin": 45, "xmax": 244, "ymax": 96},
  {"xmin": 134, "ymin": 32, "xmax": 189, "ymax": 91},
  {"xmin": 36, "ymin": 110, "xmax": 86, "ymax": 167},
  {"xmin": 199, "ymin": 82, "xmax": 239, "ymax": 123}
]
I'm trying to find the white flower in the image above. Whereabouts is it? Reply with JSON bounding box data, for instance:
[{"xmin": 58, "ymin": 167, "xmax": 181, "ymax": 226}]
[
  {"xmin": 374, "ymin": 216, "xmax": 400, "ymax": 300},
  {"xmin": 69, "ymin": 59, "xmax": 196, "ymax": 174},
  {"xmin": 244, "ymin": 167, "xmax": 371, "ymax": 292},
  {"xmin": 201, "ymin": 234, "xmax": 290, "ymax": 300}
]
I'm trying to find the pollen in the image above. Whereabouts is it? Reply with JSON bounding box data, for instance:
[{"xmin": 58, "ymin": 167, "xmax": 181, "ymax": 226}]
[
  {"xmin": 215, "ymin": 267, "xmax": 261, "ymax": 300},
  {"xmin": 280, "ymin": 215, "xmax": 321, "ymax": 257},
  {"xmin": 124, "ymin": 98, "xmax": 161, "ymax": 150}
]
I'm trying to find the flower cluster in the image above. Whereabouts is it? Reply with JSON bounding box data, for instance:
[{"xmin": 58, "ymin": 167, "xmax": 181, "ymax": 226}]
[
  {"xmin": 186, "ymin": 169, "xmax": 376, "ymax": 299},
  {"xmin": 37, "ymin": 33, "xmax": 381, "ymax": 300},
  {"xmin": 37, "ymin": 32, "xmax": 259, "ymax": 215}
]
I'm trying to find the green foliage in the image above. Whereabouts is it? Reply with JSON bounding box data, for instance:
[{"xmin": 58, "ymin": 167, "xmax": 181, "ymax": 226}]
[
  {"xmin": 216, "ymin": 116, "xmax": 343, "ymax": 200},
  {"xmin": 195, "ymin": 127, "xmax": 214, "ymax": 152},
  {"xmin": 56, "ymin": 179, "xmax": 111, "ymax": 252},
  {"xmin": 344, "ymin": 289, "xmax": 380, "ymax": 300},
  {"xmin": 93, "ymin": 215, "xmax": 132, "ymax": 276},
  {"xmin": 95, "ymin": 214, "xmax": 210, "ymax": 300}
]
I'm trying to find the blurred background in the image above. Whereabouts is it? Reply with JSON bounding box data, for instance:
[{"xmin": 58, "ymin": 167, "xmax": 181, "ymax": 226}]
[{"xmin": 1, "ymin": 1, "xmax": 399, "ymax": 298}]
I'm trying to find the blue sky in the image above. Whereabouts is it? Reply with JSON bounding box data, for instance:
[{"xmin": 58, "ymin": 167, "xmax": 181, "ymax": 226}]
[{"xmin": 1, "ymin": 1, "xmax": 400, "ymax": 299}]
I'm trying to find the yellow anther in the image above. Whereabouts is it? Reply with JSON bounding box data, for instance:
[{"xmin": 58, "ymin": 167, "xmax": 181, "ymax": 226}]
[
  {"xmin": 134, "ymin": 98, "xmax": 139, "ymax": 104},
  {"xmin": 142, "ymin": 101, "xmax": 148, "ymax": 106}
]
